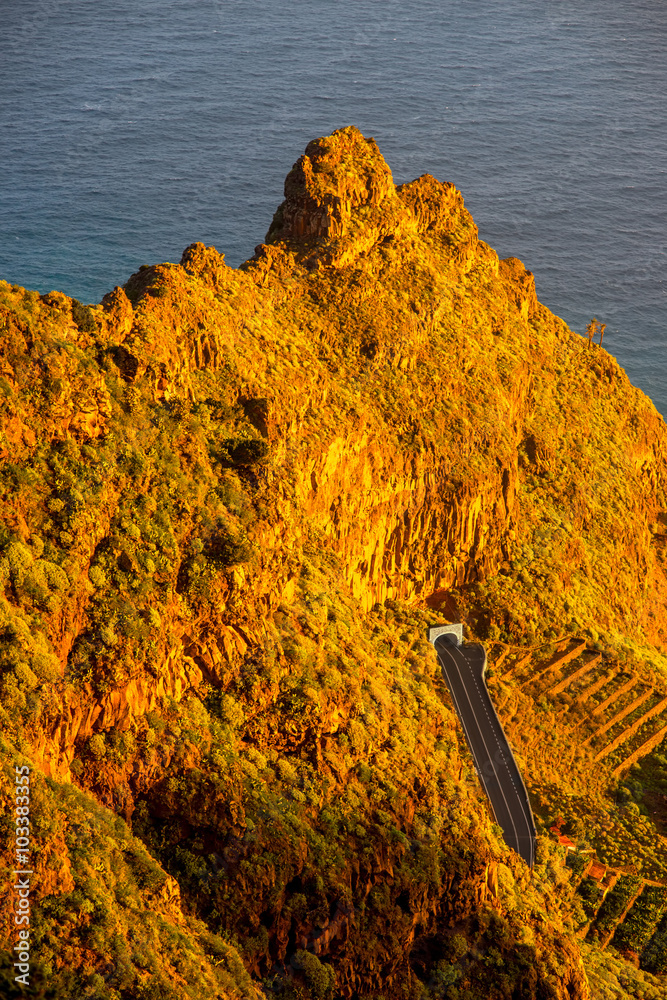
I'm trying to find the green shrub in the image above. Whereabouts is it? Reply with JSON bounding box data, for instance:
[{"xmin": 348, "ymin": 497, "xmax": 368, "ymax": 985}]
[
  {"xmin": 71, "ymin": 299, "xmax": 97, "ymax": 332},
  {"xmin": 216, "ymin": 474, "xmax": 253, "ymax": 523},
  {"xmin": 206, "ymin": 520, "xmax": 254, "ymax": 566},
  {"xmin": 291, "ymin": 950, "xmax": 335, "ymax": 1000},
  {"xmin": 88, "ymin": 734, "xmax": 106, "ymax": 759},
  {"xmin": 357, "ymin": 762, "xmax": 373, "ymax": 783},
  {"xmin": 445, "ymin": 933, "xmax": 468, "ymax": 963},
  {"xmin": 206, "ymin": 692, "xmax": 245, "ymax": 731},
  {"xmin": 99, "ymin": 625, "xmax": 119, "ymax": 647},
  {"xmin": 225, "ymin": 437, "xmax": 269, "ymax": 466},
  {"xmin": 277, "ymin": 758, "xmax": 299, "ymax": 785},
  {"xmin": 124, "ymin": 847, "xmax": 167, "ymax": 892}
]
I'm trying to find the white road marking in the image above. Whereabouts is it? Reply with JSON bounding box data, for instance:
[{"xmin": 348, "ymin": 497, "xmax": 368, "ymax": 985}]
[{"xmin": 435, "ymin": 638, "xmax": 535, "ymax": 867}]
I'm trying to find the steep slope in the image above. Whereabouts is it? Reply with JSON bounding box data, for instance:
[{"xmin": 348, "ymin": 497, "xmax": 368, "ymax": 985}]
[{"xmin": 2, "ymin": 126, "xmax": 667, "ymax": 999}]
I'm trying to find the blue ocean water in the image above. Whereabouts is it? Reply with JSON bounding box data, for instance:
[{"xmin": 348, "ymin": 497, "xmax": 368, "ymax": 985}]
[{"xmin": 1, "ymin": 0, "xmax": 665, "ymax": 414}]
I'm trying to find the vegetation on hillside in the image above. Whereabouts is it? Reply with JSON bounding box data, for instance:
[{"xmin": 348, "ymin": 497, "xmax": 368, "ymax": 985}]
[{"xmin": 2, "ymin": 127, "xmax": 667, "ymax": 999}]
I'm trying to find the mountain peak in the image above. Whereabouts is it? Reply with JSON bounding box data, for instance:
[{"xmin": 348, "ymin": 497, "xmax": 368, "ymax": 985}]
[
  {"xmin": 262, "ymin": 126, "xmax": 481, "ymax": 271},
  {"xmin": 266, "ymin": 126, "xmax": 396, "ymax": 243}
]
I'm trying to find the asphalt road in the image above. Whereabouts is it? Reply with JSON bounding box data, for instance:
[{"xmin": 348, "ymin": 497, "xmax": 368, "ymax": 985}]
[{"xmin": 434, "ymin": 635, "xmax": 537, "ymax": 868}]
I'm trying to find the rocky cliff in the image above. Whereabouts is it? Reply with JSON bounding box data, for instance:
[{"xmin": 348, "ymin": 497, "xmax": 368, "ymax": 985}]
[{"xmin": 2, "ymin": 126, "xmax": 667, "ymax": 1000}]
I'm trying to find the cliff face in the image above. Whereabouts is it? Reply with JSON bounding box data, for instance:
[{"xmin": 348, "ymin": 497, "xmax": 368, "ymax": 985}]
[{"xmin": 2, "ymin": 126, "xmax": 667, "ymax": 1000}]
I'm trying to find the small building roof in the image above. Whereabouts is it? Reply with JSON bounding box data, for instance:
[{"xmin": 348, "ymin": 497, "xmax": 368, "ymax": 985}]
[{"xmin": 589, "ymin": 861, "xmax": 606, "ymax": 880}]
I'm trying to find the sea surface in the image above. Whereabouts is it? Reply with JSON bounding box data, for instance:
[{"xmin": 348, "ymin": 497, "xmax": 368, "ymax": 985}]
[{"xmin": 1, "ymin": 0, "xmax": 666, "ymax": 414}]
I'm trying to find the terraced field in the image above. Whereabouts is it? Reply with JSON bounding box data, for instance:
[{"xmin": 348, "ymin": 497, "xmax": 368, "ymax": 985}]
[
  {"xmin": 483, "ymin": 638, "xmax": 667, "ymax": 968},
  {"xmin": 497, "ymin": 639, "xmax": 667, "ymax": 779}
]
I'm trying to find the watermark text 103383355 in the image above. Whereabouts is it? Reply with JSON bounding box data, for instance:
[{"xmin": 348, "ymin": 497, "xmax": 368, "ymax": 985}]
[{"xmin": 13, "ymin": 765, "xmax": 32, "ymax": 988}]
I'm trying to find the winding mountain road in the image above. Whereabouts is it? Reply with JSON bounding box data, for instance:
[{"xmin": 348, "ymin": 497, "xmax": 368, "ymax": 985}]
[{"xmin": 432, "ymin": 632, "xmax": 537, "ymax": 868}]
